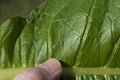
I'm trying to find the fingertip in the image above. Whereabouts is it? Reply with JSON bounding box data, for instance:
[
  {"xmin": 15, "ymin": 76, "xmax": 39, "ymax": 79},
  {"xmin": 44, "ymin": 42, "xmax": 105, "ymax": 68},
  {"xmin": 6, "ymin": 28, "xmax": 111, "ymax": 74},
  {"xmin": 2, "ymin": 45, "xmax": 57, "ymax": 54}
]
[
  {"xmin": 13, "ymin": 58, "xmax": 63, "ymax": 80},
  {"xmin": 38, "ymin": 58, "xmax": 63, "ymax": 80}
]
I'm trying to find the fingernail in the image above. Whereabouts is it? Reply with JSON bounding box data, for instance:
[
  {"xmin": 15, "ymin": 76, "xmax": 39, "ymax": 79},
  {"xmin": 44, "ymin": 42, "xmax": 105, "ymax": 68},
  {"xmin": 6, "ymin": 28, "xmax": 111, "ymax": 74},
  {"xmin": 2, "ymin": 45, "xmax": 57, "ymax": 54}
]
[{"xmin": 38, "ymin": 58, "xmax": 62, "ymax": 74}]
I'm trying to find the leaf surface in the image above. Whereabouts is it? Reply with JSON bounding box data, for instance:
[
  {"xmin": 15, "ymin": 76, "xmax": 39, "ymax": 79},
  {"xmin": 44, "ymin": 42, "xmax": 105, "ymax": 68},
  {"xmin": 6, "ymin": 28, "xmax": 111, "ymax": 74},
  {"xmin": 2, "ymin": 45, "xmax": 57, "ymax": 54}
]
[
  {"xmin": 0, "ymin": 0, "xmax": 120, "ymax": 80},
  {"xmin": 0, "ymin": 16, "xmax": 26, "ymax": 68}
]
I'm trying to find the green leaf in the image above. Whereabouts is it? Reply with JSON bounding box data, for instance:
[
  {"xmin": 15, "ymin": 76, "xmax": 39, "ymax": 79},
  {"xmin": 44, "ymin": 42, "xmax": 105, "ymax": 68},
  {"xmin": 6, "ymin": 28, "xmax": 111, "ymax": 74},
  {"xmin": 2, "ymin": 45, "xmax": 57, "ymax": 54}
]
[
  {"xmin": 0, "ymin": 0, "xmax": 120, "ymax": 80},
  {"xmin": 0, "ymin": 16, "xmax": 26, "ymax": 68}
]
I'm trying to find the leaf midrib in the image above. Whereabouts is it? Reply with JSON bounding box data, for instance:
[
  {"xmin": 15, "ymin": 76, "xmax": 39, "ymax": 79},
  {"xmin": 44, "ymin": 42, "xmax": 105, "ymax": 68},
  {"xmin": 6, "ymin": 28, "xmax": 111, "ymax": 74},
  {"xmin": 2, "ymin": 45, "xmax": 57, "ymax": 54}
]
[{"xmin": 63, "ymin": 67, "xmax": 120, "ymax": 76}]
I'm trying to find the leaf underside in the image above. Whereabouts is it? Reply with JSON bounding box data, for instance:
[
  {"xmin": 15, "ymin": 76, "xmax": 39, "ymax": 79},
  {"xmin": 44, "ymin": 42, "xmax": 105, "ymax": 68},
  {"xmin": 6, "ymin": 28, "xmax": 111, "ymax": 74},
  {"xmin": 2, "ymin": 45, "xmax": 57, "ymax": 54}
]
[{"xmin": 0, "ymin": 0, "xmax": 120, "ymax": 80}]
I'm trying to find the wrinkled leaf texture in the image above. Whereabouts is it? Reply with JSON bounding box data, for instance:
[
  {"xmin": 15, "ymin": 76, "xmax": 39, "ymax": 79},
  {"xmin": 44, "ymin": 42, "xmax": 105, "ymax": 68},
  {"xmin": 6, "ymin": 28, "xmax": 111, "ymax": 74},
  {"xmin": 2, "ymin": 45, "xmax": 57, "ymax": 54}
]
[{"xmin": 0, "ymin": 0, "xmax": 120, "ymax": 80}]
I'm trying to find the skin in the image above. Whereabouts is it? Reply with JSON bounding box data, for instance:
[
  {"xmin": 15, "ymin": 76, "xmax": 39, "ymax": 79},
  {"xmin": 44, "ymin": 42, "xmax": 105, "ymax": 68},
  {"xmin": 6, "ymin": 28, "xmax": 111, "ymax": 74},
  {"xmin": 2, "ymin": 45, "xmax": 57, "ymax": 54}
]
[{"xmin": 13, "ymin": 59, "xmax": 63, "ymax": 80}]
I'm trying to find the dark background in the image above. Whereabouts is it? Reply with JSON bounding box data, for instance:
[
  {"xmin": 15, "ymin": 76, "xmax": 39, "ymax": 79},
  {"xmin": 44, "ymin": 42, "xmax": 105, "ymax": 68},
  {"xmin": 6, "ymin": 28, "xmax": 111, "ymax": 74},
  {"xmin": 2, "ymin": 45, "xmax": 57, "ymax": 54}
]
[{"xmin": 0, "ymin": 0, "xmax": 43, "ymax": 24}]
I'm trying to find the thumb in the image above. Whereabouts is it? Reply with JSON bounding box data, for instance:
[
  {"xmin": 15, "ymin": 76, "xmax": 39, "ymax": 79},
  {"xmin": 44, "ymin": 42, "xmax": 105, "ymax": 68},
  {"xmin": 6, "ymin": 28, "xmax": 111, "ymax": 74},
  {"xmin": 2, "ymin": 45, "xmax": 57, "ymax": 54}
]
[{"xmin": 13, "ymin": 58, "xmax": 63, "ymax": 80}]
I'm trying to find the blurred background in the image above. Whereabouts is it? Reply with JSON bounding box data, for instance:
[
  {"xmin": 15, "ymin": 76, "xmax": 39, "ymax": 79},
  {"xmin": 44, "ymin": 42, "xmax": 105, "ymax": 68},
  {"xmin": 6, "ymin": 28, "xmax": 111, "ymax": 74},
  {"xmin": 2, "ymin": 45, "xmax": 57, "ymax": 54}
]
[{"xmin": 0, "ymin": 0, "xmax": 43, "ymax": 24}]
